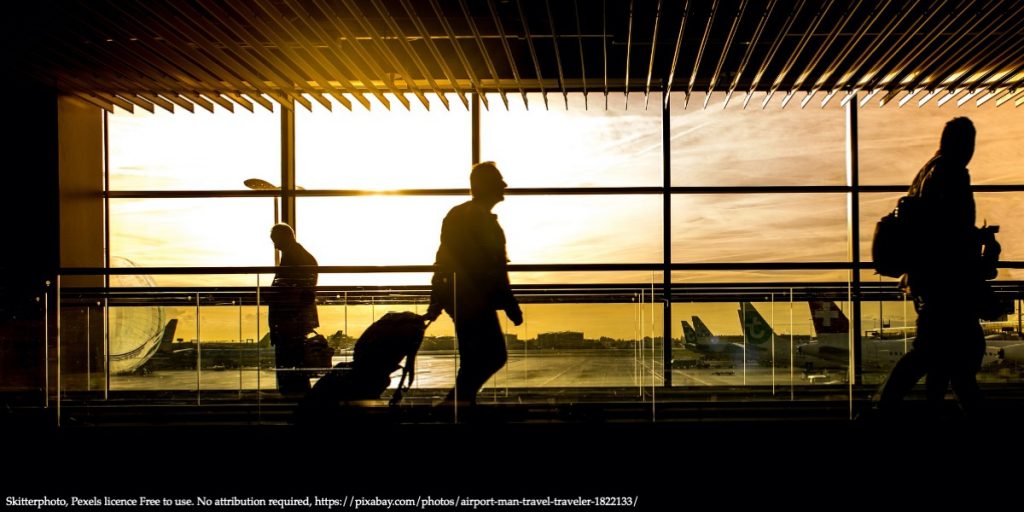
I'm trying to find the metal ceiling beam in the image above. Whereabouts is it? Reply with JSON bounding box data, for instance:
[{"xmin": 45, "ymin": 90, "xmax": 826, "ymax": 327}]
[
  {"xmin": 191, "ymin": 0, "xmax": 323, "ymax": 110},
  {"xmin": 286, "ymin": 0, "xmax": 397, "ymax": 110},
  {"xmin": 920, "ymin": 21, "xmax": 1024, "ymax": 107},
  {"xmin": 45, "ymin": 33, "xmax": 174, "ymax": 112},
  {"xmin": 996, "ymin": 89, "xmax": 1024, "ymax": 107},
  {"xmin": 34, "ymin": 51, "xmax": 140, "ymax": 112},
  {"xmin": 782, "ymin": 0, "xmax": 857, "ymax": 108},
  {"xmin": 73, "ymin": 2, "xmax": 231, "ymax": 100},
  {"xmin": 372, "ymin": 0, "xmax": 452, "ymax": 110},
  {"xmin": 224, "ymin": 92, "xmax": 255, "ymax": 113},
  {"xmin": 400, "ymin": 0, "xmax": 471, "ymax": 109},
  {"xmin": 137, "ymin": 92, "xmax": 177, "ymax": 113},
  {"xmin": 664, "ymin": 0, "xmax": 691, "ymax": 107},
  {"xmin": 156, "ymin": 92, "xmax": 196, "ymax": 113},
  {"xmin": 765, "ymin": 0, "xmax": 835, "ymax": 108},
  {"xmin": 47, "ymin": 21, "xmax": 172, "ymax": 99},
  {"xmin": 802, "ymin": 0, "xmax": 889, "ymax": 107},
  {"xmin": 706, "ymin": 0, "xmax": 747, "ymax": 109},
  {"xmin": 460, "ymin": 0, "xmax": 508, "ymax": 109},
  {"xmin": 831, "ymin": 0, "xmax": 920, "ymax": 94},
  {"xmin": 574, "ymin": 0, "xmax": 588, "ymax": 108},
  {"xmin": 942, "ymin": 51, "xmax": 1024, "ymax": 107},
  {"xmin": 199, "ymin": 92, "xmax": 235, "ymax": 112},
  {"xmin": 624, "ymin": 0, "xmax": 634, "ymax": 106},
  {"xmin": 307, "ymin": 0, "xmax": 410, "ymax": 110},
  {"xmin": 181, "ymin": 92, "xmax": 216, "ymax": 113},
  {"xmin": 339, "ymin": 0, "xmax": 433, "ymax": 110},
  {"xmin": 231, "ymin": 1, "xmax": 351, "ymax": 110},
  {"xmin": 487, "ymin": 0, "xmax": 527, "ymax": 108},
  {"xmin": 142, "ymin": 1, "xmax": 286, "ymax": 111},
  {"xmin": 428, "ymin": 0, "xmax": 490, "ymax": 109},
  {"xmin": 124, "ymin": 1, "xmax": 279, "ymax": 110},
  {"xmin": 875, "ymin": 1, "xmax": 975, "ymax": 106},
  {"xmin": 886, "ymin": 1, "xmax": 1015, "ymax": 105},
  {"xmin": 933, "ymin": 19, "xmax": 1024, "ymax": 99},
  {"xmin": 252, "ymin": 0, "xmax": 370, "ymax": 110},
  {"xmin": 545, "ymin": 0, "xmax": 569, "ymax": 109},
  {"xmin": 842, "ymin": 1, "xmax": 951, "ymax": 107},
  {"xmin": 517, "ymin": 0, "xmax": 549, "ymax": 109},
  {"xmin": 603, "ymin": 0, "xmax": 608, "ymax": 108},
  {"xmin": 685, "ymin": 0, "xmax": 718, "ymax": 108},
  {"xmin": 745, "ymin": 0, "xmax": 805, "ymax": 109},
  {"xmin": 724, "ymin": 0, "xmax": 774, "ymax": 108}
]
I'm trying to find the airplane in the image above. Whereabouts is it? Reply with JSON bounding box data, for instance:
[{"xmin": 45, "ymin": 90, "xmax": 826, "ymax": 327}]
[
  {"xmin": 682, "ymin": 316, "xmax": 745, "ymax": 356},
  {"xmin": 736, "ymin": 302, "xmax": 823, "ymax": 368},
  {"xmin": 133, "ymin": 320, "xmax": 278, "ymax": 373},
  {"xmin": 797, "ymin": 301, "xmax": 1021, "ymax": 370},
  {"xmin": 681, "ymin": 303, "xmax": 821, "ymax": 367}
]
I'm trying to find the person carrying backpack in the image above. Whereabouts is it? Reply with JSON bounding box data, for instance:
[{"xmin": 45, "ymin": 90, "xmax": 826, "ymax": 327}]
[{"xmin": 877, "ymin": 117, "xmax": 998, "ymax": 418}]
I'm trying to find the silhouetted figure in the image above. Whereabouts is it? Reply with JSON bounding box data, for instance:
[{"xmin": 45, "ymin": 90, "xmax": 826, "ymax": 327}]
[
  {"xmin": 425, "ymin": 162, "xmax": 523, "ymax": 406},
  {"xmin": 268, "ymin": 223, "xmax": 319, "ymax": 396},
  {"xmin": 878, "ymin": 117, "xmax": 990, "ymax": 418}
]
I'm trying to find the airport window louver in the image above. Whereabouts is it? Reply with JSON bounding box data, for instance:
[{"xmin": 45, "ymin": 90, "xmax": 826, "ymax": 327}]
[{"xmin": 11, "ymin": 0, "xmax": 1024, "ymax": 113}]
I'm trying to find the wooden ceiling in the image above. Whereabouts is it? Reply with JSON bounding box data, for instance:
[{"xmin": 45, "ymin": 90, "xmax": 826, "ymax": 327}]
[{"xmin": 9, "ymin": 0, "xmax": 1024, "ymax": 113}]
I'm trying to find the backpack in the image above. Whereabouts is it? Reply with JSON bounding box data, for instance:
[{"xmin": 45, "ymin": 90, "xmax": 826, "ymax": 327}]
[
  {"xmin": 872, "ymin": 195, "xmax": 923, "ymax": 278},
  {"xmin": 301, "ymin": 311, "xmax": 427, "ymax": 414}
]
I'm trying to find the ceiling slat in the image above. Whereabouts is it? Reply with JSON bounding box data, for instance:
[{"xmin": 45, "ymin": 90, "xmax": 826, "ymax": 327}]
[
  {"xmin": 517, "ymin": 0, "xmax": 549, "ymax": 109},
  {"xmin": 545, "ymin": 0, "xmax": 569, "ymax": 110},
  {"xmin": 15, "ymin": 0, "xmax": 1024, "ymax": 111},
  {"xmin": 487, "ymin": 0, "xmax": 527, "ymax": 108},
  {"xmin": 744, "ymin": 0, "xmax": 805, "ymax": 109},
  {"xmin": 251, "ymin": 0, "xmax": 370, "ymax": 110},
  {"xmin": 181, "ymin": 1, "xmax": 317, "ymax": 110},
  {"xmin": 338, "ymin": 0, "xmax": 433, "ymax": 110},
  {"xmin": 371, "ymin": 0, "xmax": 452, "ymax": 110},
  {"xmin": 724, "ymin": 0, "xmax": 774, "ymax": 108},
  {"xmin": 706, "ymin": 0, "xmax": 747, "ymax": 109}
]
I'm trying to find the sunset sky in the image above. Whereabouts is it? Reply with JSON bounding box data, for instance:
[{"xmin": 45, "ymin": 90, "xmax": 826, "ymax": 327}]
[{"xmin": 104, "ymin": 91, "xmax": 1023, "ymax": 342}]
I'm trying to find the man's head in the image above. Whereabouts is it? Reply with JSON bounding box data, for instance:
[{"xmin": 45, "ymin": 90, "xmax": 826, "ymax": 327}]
[
  {"xmin": 470, "ymin": 161, "xmax": 507, "ymax": 206},
  {"xmin": 270, "ymin": 223, "xmax": 296, "ymax": 250},
  {"xmin": 940, "ymin": 117, "xmax": 976, "ymax": 168}
]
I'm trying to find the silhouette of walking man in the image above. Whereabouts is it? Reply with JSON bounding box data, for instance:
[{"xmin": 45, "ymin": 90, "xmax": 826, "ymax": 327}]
[
  {"xmin": 268, "ymin": 223, "xmax": 319, "ymax": 396},
  {"xmin": 425, "ymin": 161, "xmax": 523, "ymax": 406},
  {"xmin": 878, "ymin": 117, "xmax": 992, "ymax": 418}
]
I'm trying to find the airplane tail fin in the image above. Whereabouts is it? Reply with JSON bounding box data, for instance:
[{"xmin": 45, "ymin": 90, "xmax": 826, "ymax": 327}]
[
  {"xmin": 808, "ymin": 301, "xmax": 849, "ymax": 335},
  {"xmin": 691, "ymin": 316, "xmax": 714, "ymax": 338},
  {"xmin": 157, "ymin": 319, "xmax": 178, "ymax": 352},
  {"xmin": 682, "ymin": 321, "xmax": 697, "ymax": 345},
  {"xmin": 739, "ymin": 302, "xmax": 776, "ymax": 345}
]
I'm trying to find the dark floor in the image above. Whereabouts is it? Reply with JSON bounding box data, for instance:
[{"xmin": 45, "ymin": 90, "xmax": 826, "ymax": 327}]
[{"xmin": 3, "ymin": 389, "xmax": 1022, "ymax": 509}]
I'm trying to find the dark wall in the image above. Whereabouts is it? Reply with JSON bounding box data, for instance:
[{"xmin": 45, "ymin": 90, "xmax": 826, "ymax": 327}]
[{"xmin": 0, "ymin": 84, "xmax": 59, "ymax": 395}]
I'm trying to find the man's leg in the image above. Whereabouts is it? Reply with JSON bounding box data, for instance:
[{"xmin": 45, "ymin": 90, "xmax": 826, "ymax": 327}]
[
  {"xmin": 878, "ymin": 347, "xmax": 930, "ymax": 416},
  {"xmin": 273, "ymin": 327, "xmax": 310, "ymax": 396},
  {"xmin": 451, "ymin": 311, "xmax": 507, "ymax": 405}
]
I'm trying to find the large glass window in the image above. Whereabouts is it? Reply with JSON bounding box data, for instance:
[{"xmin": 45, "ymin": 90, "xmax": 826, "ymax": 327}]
[
  {"xmin": 98, "ymin": 90, "xmax": 1024, "ymax": 402},
  {"xmin": 670, "ymin": 92, "xmax": 846, "ymax": 186},
  {"xmin": 859, "ymin": 101, "xmax": 1024, "ymax": 185},
  {"xmin": 107, "ymin": 108, "xmax": 280, "ymax": 190},
  {"xmin": 481, "ymin": 92, "xmax": 663, "ymax": 187},
  {"xmin": 109, "ymin": 198, "xmax": 276, "ymax": 270},
  {"xmin": 295, "ymin": 94, "xmax": 470, "ymax": 190}
]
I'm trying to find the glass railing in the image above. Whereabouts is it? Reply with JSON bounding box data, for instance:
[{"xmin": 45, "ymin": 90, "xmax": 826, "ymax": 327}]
[{"xmin": 49, "ymin": 268, "xmax": 1024, "ymax": 424}]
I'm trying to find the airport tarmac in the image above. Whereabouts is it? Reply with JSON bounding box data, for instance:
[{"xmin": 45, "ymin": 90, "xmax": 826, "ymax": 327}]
[{"xmin": 99, "ymin": 349, "xmax": 1015, "ymax": 393}]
